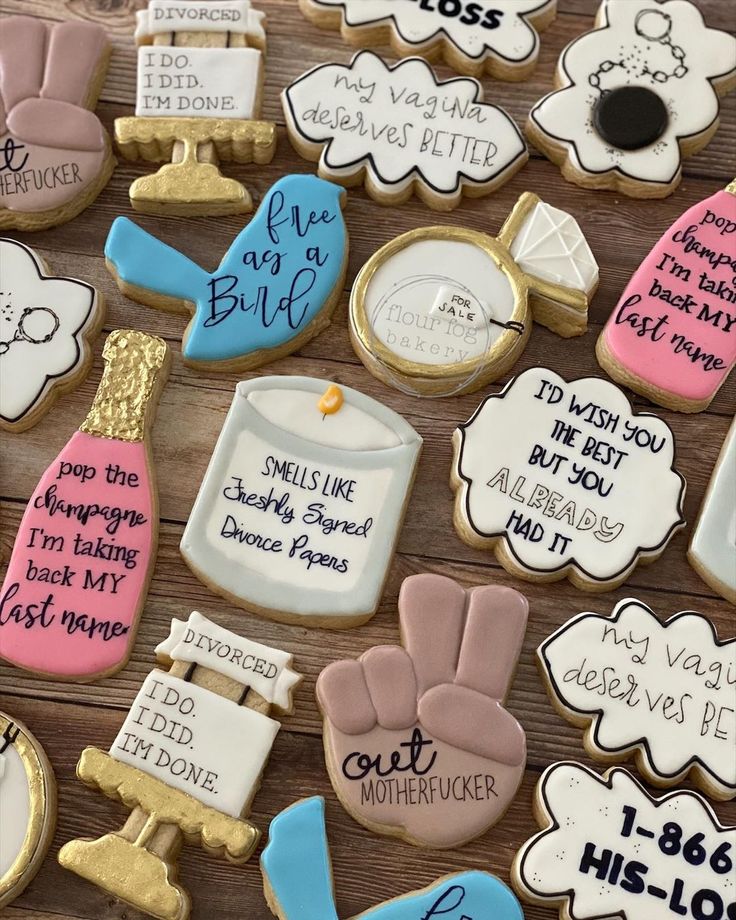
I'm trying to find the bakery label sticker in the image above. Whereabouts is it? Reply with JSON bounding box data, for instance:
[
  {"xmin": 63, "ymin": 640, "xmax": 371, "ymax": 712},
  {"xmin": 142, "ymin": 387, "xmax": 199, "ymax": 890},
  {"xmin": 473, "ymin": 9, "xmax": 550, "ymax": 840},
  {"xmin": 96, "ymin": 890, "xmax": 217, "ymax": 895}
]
[
  {"xmin": 452, "ymin": 367, "xmax": 685, "ymax": 583},
  {"xmin": 514, "ymin": 763, "xmax": 736, "ymax": 920},
  {"xmin": 539, "ymin": 599, "xmax": 736, "ymax": 799}
]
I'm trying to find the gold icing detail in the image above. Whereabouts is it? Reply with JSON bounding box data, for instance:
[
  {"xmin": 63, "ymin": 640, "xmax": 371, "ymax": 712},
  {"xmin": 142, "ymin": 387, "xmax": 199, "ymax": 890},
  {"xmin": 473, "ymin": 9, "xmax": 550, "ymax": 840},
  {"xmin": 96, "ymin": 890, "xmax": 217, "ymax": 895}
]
[
  {"xmin": 80, "ymin": 330, "xmax": 169, "ymax": 443},
  {"xmin": 318, "ymin": 385, "xmax": 344, "ymax": 415},
  {"xmin": 726, "ymin": 178, "xmax": 736, "ymax": 196}
]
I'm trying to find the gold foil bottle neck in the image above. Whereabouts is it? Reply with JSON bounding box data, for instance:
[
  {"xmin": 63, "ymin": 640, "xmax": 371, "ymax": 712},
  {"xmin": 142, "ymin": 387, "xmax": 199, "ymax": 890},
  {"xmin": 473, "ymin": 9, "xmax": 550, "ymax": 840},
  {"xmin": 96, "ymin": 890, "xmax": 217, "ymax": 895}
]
[
  {"xmin": 726, "ymin": 178, "xmax": 736, "ymax": 197},
  {"xmin": 80, "ymin": 330, "xmax": 169, "ymax": 442}
]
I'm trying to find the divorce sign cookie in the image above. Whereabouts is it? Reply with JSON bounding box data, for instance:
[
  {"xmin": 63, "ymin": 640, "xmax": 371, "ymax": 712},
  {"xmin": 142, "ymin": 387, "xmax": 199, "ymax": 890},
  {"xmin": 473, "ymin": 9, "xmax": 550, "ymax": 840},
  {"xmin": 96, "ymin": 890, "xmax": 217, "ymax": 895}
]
[
  {"xmin": 597, "ymin": 182, "xmax": 736, "ymax": 412},
  {"xmin": 181, "ymin": 377, "xmax": 422, "ymax": 628},
  {"xmin": 283, "ymin": 51, "xmax": 527, "ymax": 210},
  {"xmin": 0, "ymin": 17, "xmax": 114, "ymax": 230},
  {"xmin": 0, "ymin": 240, "xmax": 105, "ymax": 432},
  {"xmin": 105, "ymin": 174, "xmax": 347, "ymax": 371},
  {"xmin": 262, "ymin": 797, "xmax": 525, "ymax": 920},
  {"xmin": 527, "ymin": 0, "xmax": 736, "ymax": 198},
  {"xmin": 317, "ymin": 574, "xmax": 528, "ymax": 848},
  {"xmin": 513, "ymin": 762, "xmax": 736, "ymax": 920},
  {"xmin": 299, "ymin": 0, "xmax": 557, "ymax": 81},
  {"xmin": 451, "ymin": 367, "xmax": 686, "ymax": 591},
  {"xmin": 539, "ymin": 599, "xmax": 736, "ymax": 800}
]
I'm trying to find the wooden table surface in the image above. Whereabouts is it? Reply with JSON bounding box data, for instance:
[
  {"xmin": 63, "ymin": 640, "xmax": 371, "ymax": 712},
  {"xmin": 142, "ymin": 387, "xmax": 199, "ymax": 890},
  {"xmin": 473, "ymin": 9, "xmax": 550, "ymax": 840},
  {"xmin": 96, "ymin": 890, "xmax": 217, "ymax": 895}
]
[{"xmin": 1, "ymin": 1, "xmax": 734, "ymax": 918}]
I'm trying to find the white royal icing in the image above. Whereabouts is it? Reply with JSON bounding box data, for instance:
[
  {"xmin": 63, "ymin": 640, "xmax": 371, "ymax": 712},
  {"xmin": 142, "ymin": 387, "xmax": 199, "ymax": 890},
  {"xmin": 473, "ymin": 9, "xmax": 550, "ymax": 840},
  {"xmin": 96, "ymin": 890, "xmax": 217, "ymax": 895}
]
[
  {"xmin": 0, "ymin": 739, "xmax": 31, "ymax": 878},
  {"xmin": 283, "ymin": 50, "xmax": 526, "ymax": 201},
  {"xmin": 510, "ymin": 200, "xmax": 599, "ymax": 291},
  {"xmin": 180, "ymin": 376, "xmax": 422, "ymax": 622},
  {"xmin": 0, "ymin": 239, "xmax": 99, "ymax": 427},
  {"xmin": 539, "ymin": 599, "xmax": 736, "ymax": 798},
  {"xmin": 110, "ymin": 670, "xmax": 280, "ymax": 818},
  {"xmin": 689, "ymin": 418, "xmax": 736, "ymax": 604},
  {"xmin": 529, "ymin": 0, "xmax": 736, "ymax": 185},
  {"xmin": 136, "ymin": 46, "xmax": 261, "ymax": 119},
  {"xmin": 305, "ymin": 0, "xmax": 555, "ymax": 68},
  {"xmin": 515, "ymin": 762, "xmax": 736, "ymax": 920},
  {"xmin": 135, "ymin": 0, "xmax": 266, "ymax": 41},
  {"xmin": 453, "ymin": 367, "xmax": 686, "ymax": 584}
]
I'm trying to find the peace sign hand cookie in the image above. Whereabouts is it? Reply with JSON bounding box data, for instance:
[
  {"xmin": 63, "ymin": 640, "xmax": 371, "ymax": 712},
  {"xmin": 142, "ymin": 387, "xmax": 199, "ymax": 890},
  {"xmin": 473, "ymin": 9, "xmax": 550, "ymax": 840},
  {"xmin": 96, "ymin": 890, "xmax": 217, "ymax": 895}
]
[{"xmin": 316, "ymin": 574, "xmax": 528, "ymax": 848}]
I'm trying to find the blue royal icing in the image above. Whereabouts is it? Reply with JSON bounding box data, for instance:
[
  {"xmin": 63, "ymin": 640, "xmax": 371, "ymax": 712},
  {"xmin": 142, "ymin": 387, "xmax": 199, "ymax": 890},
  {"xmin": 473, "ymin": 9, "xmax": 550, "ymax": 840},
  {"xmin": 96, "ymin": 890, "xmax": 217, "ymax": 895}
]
[
  {"xmin": 260, "ymin": 798, "xmax": 524, "ymax": 920},
  {"xmin": 104, "ymin": 175, "xmax": 347, "ymax": 364}
]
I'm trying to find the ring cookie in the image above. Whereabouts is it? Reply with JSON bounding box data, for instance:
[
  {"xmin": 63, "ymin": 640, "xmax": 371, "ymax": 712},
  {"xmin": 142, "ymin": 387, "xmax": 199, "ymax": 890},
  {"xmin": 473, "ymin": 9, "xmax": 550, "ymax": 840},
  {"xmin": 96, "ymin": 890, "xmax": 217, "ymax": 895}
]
[
  {"xmin": 298, "ymin": 0, "xmax": 557, "ymax": 81},
  {"xmin": 283, "ymin": 51, "xmax": 527, "ymax": 210},
  {"xmin": 527, "ymin": 0, "xmax": 736, "ymax": 198},
  {"xmin": 451, "ymin": 367, "xmax": 686, "ymax": 591},
  {"xmin": 539, "ymin": 599, "xmax": 736, "ymax": 800}
]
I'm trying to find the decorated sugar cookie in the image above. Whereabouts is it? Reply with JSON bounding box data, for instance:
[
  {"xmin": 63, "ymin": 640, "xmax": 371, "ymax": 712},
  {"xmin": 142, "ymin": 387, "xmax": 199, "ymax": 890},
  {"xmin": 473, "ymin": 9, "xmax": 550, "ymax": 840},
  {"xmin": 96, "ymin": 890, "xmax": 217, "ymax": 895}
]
[
  {"xmin": 0, "ymin": 330, "xmax": 170, "ymax": 681},
  {"xmin": 283, "ymin": 51, "xmax": 527, "ymax": 210},
  {"xmin": 115, "ymin": 0, "xmax": 276, "ymax": 215},
  {"xmin": 105, "ymin": 175, "xmax": 348, "ymax": 371},
  {"xmin": 451, "ymin": 367, "xmax": 686, "ymax": 591},
  {"xmin": 527, "ymin": 0, "xmax": 736, "ymax": 198},
  {"xmin": 0, "ymin": 17, "xmax": 114, "ymax": 230},
  {"xmin": 539, "ymin": 599, "xmax": 736, "ymax": 800},
  {"xmin": 689, "ymin": 418, "xmax": 736, "ymax": 605},
  {"xmin": 513, "ymin": 762, "xmax": 736, "ymax": 920},
  {"xmin": 60, "ymin": 611, "xmax": 301, "ymax": 920},
  {"xmin": 299, "ymin": 0, "xmax": 557, "ymax": 81},
  {"xmin": 350, "ymin": 192, "xmax": 598, "ymax": 396},
  {"xmin": 0, "ymin": 713, "xmax": 56, "ymax": 909},
  {"xmin": 0, "ymin": 240, "xmax": 105, "ymax": 432},
  {"xmin": 262, "ymin": 797, "xmax": 525, "ymax": 920},
  {"xmin": 181, "ymin": 377, "xmax": 422, "ymax": 628},
  {"xmin": 317, "ymin": 574, "xmax": 528, "ymax": 848},
  {"xmin": 597, "ymin": 182, "xmax": 736, "ymax": 412}
]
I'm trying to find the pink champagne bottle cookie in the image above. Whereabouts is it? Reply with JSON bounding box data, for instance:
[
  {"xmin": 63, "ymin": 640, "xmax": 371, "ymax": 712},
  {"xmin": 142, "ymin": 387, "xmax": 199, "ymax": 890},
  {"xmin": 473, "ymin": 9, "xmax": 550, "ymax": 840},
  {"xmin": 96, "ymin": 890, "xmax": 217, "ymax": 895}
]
[
  {"xmin": 597, "ymin": 182, "xmax": 736, "ymax": 412},
  {"xmin": 0, "ymin": 330, "xmax": 170, "ymax": 681}
]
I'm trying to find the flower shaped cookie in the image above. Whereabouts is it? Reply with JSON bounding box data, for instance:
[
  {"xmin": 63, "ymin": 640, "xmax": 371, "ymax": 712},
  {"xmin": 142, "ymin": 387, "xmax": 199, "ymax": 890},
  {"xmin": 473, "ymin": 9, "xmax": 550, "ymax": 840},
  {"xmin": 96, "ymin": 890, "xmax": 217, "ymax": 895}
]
[
  {"xmin": 527, "ymin": 0, "xmax": 736, "ymax": 197},
  {"xmin": 317, "ymin": 574, "xmax": 528, "ymax": 848}
]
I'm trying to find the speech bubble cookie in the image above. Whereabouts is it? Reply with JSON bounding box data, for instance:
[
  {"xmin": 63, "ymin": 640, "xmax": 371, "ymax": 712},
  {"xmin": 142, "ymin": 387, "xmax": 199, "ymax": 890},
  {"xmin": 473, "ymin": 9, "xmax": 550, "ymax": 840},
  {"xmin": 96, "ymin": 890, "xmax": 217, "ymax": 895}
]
[
  {"xmin": 513, "ymin": 763, "xmax": 736, "ymax": 920},
  {"xmin": 283, "ymin": 50, "xmax": 527, "ymax": 210},
  {"xmin": 539, "ymin": 599, "xmax": 736, "ymax": 801},
  {"xmin": 451, "ymin": 367, "xmax": 686, "ymax": 592},
  {"xmin": 299, "ymin": 0, "xmax": 557, "ymax": 81}
]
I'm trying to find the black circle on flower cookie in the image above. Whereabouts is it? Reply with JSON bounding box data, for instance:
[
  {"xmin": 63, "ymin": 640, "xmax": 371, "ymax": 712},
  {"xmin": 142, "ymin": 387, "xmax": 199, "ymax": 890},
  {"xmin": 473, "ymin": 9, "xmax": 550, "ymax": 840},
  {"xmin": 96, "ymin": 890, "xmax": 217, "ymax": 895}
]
[{"xmin": 593, "ymin": 87, "xmax": 669, "ymax": 151}]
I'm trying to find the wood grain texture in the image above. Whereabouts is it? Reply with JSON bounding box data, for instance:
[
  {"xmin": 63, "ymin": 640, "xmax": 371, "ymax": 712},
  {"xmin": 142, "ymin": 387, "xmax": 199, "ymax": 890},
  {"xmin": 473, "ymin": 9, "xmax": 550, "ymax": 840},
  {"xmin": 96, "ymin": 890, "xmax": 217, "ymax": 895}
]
[{"xmin": 0, "ymin": 1, "xmax": 734, "ymax": 918}]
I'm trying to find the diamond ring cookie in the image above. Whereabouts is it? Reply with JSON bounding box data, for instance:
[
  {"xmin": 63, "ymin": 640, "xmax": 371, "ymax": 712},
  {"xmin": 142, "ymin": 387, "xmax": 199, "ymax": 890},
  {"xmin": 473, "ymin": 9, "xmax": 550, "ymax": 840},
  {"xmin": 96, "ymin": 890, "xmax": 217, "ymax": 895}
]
[
  {"xmin": 298, "ymin": 0, "xmax": 557, "ymax": 81},
  {"xmin": 539, "ymin": 599, "xmax": 736, "ymax": 800},
  {"xmin": 0, "ymin": 16, "xmax": 115, "ymax": 230},
  {"xmin": 350, "ymin": 192, "xmax": 598, "ymax": 396},
  {"xmin": 451, "ymin": 367, "xmax": 686, "ymax": 591},
  {"xmin": 262, "ymin": 797, "xmax": 525, "ymax": 920},
  {"xmin": 283, "ymin": 50, "xmax": 527, "ymax": 210},
  {"xmin": 180, "ymin": 377, "xmax": 422, "ymax": 628},
  {"xmin": 317, "ymin": 574, "xmax": 528, "ymax": 848},
  {"xmin": 0, "ymin": 239, "xmax": 105, "ymax": 432},
  {"xmin": 513, "ymin": 762, "xmax": 736, "ymax": 920},
  {"xmin": 527, "ymin": 0, "xmax": 736, "ymax": 198}
]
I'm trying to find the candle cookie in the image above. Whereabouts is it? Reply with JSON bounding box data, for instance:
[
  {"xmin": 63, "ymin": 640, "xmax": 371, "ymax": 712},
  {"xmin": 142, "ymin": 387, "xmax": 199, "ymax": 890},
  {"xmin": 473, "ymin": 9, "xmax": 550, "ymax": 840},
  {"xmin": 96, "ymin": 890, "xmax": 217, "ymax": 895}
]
[
  {"xmin": 0, "ymin": 330, "xmax": 170, "ymax": 681},
  {"xmin": 527, "ymin": 0, "xmax": 736, "ymax": 198},
  {"xmin": 538, "ymin": 599, "xmax": 735, "ymax": 800},
  {"xmin": 105, "ymin": 174, "xmax": 348, "ymax": 371},
  {"xmin": 513, "ymin": 762, "xmax": 736, "ymax": 920},
  {"xmin": 317, "ymin": 574, "xmax": 528, "ymax": 848},
  {"xmin": 0, "ymin": 239, "xmax": 105, "ymax": 432},
  {"xmin": 60, "ymin": 611, "xmax": 301, "ymax": 920},
  {"xmin": 451, "ymin": 367, "xmax": 686, "ymax": 591},
  {"xmin": 0, "ymin": 16, "xmax": 114, "ymax": 230},
  {"xmin": 689, "ymin": 418, "xmax": 736, "ymax": 605},
  {"xmin": 597, "ymin": 182, "xmax": 736, "ymax": 412},
  {"xmin": 115, "ymin": 0, "xmax": 276, "ymax": 215},
  {"xmin": 283, "ymin": 51, "xmax": 527, "ymax": 210},
  {"xmin": 180, "ymin": 377, "xmax": 422, "ymax": 628},
  {"xmin": 0, "ymin": 713, "xmax": 56, "ymax": 909},
  {"xmin": 350, "ymin": 192, "xmax": 598, "ymax": 396},
  {"xmin": 298, "ymin": 0, "xmax": 557, "ymax": 81},
  {"xmin": 262, "ymin": 797, "xmax": 525, "ymax": 920}
]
